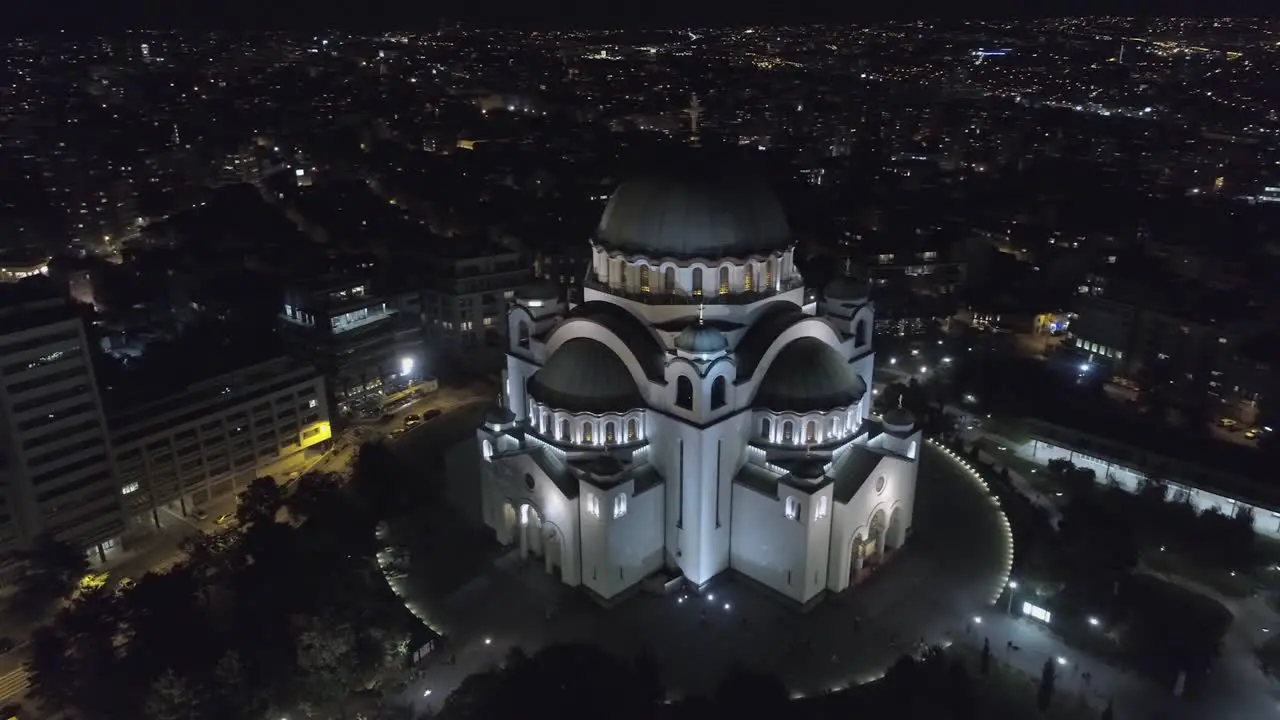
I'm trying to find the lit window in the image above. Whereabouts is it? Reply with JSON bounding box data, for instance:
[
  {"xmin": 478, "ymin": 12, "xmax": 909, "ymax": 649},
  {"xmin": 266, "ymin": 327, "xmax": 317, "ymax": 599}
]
[
  {"xmin": 586, "ymin": 493, "xmax": 601, "ymax": 518},
  {"xmin": 692, "ymin": 268, "xmax": 703, "ymax": 296},
  {"xmin": 639, "ymin": 265, "xmax": 650, "ymax": 293},
  {"xmin": 121, "ymin": 482, "xmax": 140, "ymax": 495},
  {"xmin": 743, "ymin": 266, "xmax": 753, "ymax": 291},
  {"xmin": 583, "ymin": 424, "xmax": 594, "ymax": 444},
  {"xmin": 308, "ymin": 398, "xmax": 318, "ymax": 409},
  {"xmin": 718, "ymin": 266, "xmax": 730, "ymax": 295},
  {"xmin": 784, "ymin": 496, "xmax": 800, "ymax": 520},
  {"xmin": 605, "ymin": 422, "xmax": 616, "ymax": 444},
  {"xmin": 814, "ymin": 496, "xmax": 829, "ymax": 521},
  {"xmin": 627, "ymin": 419, "xmax": 638, "ymax": 441},
  {"xmin": 613, "ymin": 494, "xmax": 628, "ymax": 519}
]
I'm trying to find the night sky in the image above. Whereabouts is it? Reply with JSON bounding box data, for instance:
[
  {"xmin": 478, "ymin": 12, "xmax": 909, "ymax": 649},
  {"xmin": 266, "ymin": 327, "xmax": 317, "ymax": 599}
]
[{"xmin": 5, "ymin": 0, "xmax": 1277, "ymax": 34}]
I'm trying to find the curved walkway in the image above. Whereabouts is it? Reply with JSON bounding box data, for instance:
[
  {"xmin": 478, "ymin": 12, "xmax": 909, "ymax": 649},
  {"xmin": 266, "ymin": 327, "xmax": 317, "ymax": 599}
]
[{"xmin": 382, "ymin": 438, "xmax": 1016, "ymax": 713}]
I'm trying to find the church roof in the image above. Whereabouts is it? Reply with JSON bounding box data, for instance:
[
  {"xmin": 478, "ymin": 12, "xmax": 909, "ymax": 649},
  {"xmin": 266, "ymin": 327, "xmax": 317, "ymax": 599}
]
[
  {"xmin": 824, "ymin": 276, "xmax": 870, "ymax": 302},
  {"xmin": 674, "ymin": 318, "xmax": 729, "ymax": 354},
  {"xmin": 595, "ymin": 158, "xmax": 790, "ymax": 260},
  {"xmin": 514, "ymin": 279, "xmax": 560, "ymax": 302},
  {"xmin": 528, "ymin": 338, "xmax": 643, "ymax": 414},
  {"xmin": 752, "ymin": 338, "xmax": 867, "ymax": 413},
  {"xmin": 565, "ymin": 301, "xmax": 666, "ymax": 380}
]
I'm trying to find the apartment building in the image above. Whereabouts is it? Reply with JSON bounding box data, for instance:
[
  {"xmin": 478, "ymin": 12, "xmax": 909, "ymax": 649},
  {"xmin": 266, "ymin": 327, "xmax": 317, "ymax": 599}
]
[
  {"xmin": 0, "ymin": 287, "xmax": 121, "ymax": 573},
  {"xmin": 279, "ymin": 276, "xmax": 411, "ymax": 408},
  {"xmin": 110, "ymin": 358, "xmax": 331, "ymax": 525},
  {"xmin": 422, "ymin": 236, "xmax": 529, "ymax": 370}
]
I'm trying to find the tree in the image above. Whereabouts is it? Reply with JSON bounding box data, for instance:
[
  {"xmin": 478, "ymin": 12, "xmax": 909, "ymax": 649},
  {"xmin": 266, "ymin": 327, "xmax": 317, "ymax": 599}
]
[
  {"xmin": 237, "ymin": 476, "xmax": 285, "ymax": 527},
  {"xmin": 286, "ymin": 471, "xmax": 343, "ymax": 522},
  {"xmin": 143, "ymin": 670, "xmax": 199, "ymax": 720},
  {"xmin": 980, "ymin": 638, "xmax": 991, "ymax": 676},
  {"xmin": 12, "ymin": 533, "xmax": 90, "ymax": 615},
  {"xmin": 26, "ymin": 626, "xmax": 76, "ymax": 711},
  {"xmin": 1037, "ymin": 658, "xmax": 1056, "ymax": 711},
  {"xmin": 293, "ymin": 615, "xmax": 362, "ymax": 718}
]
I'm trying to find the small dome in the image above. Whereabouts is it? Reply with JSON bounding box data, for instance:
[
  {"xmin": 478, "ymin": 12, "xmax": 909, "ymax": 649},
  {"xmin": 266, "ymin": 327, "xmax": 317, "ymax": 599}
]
[
  {"xmin": 753, "ymin": 338, "xmax": 867, "ymax": 412},
  {"xmin": 824, "ymin": 276, "xmax": 869, "ymax": 302},
  {"xmin": 881, "ymin": 407, "xmax": 916, "ymax": 432},
  {"xmin": 596, "ymin": 161, "xmax": 790, "ymax": 259},
  {"xmin": 485, "ymin": 406, "xmax": 516, "ymax": 426},
  {"xmin": 515, "ymin": 279, "xmax": 560, "ymax": 302},
  {"xmin": 528, "ymin": 338, "xmax": 642, "ymax": 413},
  {"xmin": 675, "ymin": 323, "xmax": 729, "ymax": 354}
]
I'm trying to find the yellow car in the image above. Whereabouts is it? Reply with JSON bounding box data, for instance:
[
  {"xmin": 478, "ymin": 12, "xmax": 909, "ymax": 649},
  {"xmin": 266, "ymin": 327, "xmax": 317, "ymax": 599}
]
[
  {"xmin": 116, "ymin": 577, "xmax": 135, "ymax": 592},
  {"xmin": 1245, "ymin": 428, "xmax": 1262, "ymax": 440},
  {"xmin": 79, "ymin": 572, "xmax": 109, "ymax": 591}
]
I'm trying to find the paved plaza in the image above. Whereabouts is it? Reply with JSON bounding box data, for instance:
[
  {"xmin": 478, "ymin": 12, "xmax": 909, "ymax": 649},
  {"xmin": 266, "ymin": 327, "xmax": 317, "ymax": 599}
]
[{"xmin": 385, "ymin": 437, "xmax": 1014, "ymax": 712}]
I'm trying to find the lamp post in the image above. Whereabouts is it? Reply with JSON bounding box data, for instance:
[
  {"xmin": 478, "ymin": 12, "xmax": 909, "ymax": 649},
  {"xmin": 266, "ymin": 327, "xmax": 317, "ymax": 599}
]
[{"xmin": 1006, "ymin": 579, "xmax": 1018, "ymax": 614}]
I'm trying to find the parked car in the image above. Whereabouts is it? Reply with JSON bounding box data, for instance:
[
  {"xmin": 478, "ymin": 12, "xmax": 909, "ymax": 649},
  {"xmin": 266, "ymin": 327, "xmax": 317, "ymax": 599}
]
[
  {"xmin": 404, "ymin": 414, "xmax": 422, "ymax": 428},
  {"xmin": 424, "ymin": 408, "xmax": 443, "ymax": 421},
  {"xmin": 215, "ymin": 513, "xmax": 235, "ymax": 527}
]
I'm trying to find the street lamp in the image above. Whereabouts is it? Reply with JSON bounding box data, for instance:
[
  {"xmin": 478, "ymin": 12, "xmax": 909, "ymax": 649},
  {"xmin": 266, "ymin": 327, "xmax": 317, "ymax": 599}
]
[
  {"xmin": 1088, "ymin": 616, "xmax": 1100, "ymax": 627},
  {"xmin": 400, "ymin": 356, "xmax": 415, "ymax": 378},
  {"xmin": 1006, "ymin": 580, "xmax": 1018, "ymax": 614}
]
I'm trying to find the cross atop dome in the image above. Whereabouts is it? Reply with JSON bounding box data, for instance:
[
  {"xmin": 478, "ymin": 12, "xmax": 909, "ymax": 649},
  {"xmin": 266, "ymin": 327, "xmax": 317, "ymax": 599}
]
[{"xmin": 697, "ymin": 301, "xmax": 705, "ymax": 324}]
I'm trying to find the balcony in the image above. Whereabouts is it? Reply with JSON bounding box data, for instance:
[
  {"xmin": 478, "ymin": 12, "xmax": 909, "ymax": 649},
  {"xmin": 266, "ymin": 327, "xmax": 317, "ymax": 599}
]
[{"xmin": 583, "ymin": 275, "xmax": 805, "ymax": 306}]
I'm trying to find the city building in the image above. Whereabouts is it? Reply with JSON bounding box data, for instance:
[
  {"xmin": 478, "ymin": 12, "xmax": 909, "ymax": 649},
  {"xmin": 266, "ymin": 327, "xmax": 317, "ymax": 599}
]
[
  {"xmin": 422, "ymin": 236, "xmax": 529, "ymax": 372},
  {"xmin": 476, "ymin": 158, "xmax": 921, "ymax": 605},
  {"xmin": 0, "ymin": 284, "xmax": 121, "ymax": 575},
  {"xmin": 110, "ymin": 358, "xmax": 331, "ymax": 528},
  {"xmin": 1070, "ymin": 290, "xmax": 1276, "ymax": 422},
  {"xmin": 279, "ymin": 276, "xmax": 412, "ymax": 408}
]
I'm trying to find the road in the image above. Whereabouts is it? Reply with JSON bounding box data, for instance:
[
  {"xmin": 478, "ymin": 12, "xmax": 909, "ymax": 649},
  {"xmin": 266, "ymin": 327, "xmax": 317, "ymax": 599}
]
[{"xmin": 0, "ymin": 384, "xmax": 489, "ymax": 708}]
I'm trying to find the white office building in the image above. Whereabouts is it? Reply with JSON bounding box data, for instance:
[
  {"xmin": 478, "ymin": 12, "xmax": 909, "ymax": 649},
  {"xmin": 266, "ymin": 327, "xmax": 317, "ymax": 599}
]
[
  {"xmin": 0, "ymin": 291, "xmax": 121, "ymax": 572},
  {"xmin": 110, "ymin": 358, "xmax": 332, "ymax": 525}
]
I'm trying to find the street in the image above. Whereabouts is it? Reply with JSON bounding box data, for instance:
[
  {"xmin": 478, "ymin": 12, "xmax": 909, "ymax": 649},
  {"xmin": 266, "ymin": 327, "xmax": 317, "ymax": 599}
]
[{"xmin": 0, "ymin": 383, "xmax": 489, "ymax": 707}]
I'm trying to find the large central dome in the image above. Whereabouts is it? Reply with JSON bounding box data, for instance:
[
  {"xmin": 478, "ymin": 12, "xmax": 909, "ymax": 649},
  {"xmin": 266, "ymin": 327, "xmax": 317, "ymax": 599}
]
[{"xmin": 595, "ymin": 163, "xmax": 791, "ymax": 259}]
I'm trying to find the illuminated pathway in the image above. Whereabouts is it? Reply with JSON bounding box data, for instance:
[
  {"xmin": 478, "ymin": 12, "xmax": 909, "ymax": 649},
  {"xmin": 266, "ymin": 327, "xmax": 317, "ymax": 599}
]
[{"xmin": 382, "ymin": 437, "xmax": 1016, "ymax": 713}]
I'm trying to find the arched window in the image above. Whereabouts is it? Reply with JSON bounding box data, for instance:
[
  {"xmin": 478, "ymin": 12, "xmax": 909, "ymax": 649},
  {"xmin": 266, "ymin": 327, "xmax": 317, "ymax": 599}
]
[
  {"xmin": 516, "ymin": 321, "xmax": 530, "ymax": 349},
  {"xmin": 805, "ymin": 421, "xmax": 817, "ymax": 444},
  {"xmin": 782, "ymin": 421, "xmax": 794, "ymax": 444},
  {"xmin": 482, "ymin": 439, "xmax": 494, "ymax": 461},
  {"xmin": 831, "ymin": 416, "xmax": 842, "ymax": 437},
  {"xmin": 855, "ymin": 318, "xmax": 869, "ymax": 347},
  {"xmin": 784, "ymin": 496, "xmax": 800, "ymax": 520},
  {"xmin": 583, "ymin": 423, "xmax": 594, "ymax": 444},
  {"xmin": 627, "ymin": 418, "xmax": 638, "ymax": 441},
  {"xmin": 559, "ymin": 419, "xmax": 570, "ymax": 441},
  {"xmin": 710, "ymin": 376, "xmax": 726, "ymax": 410},
  {"xmin": 743, "ymin": 265, "xmax": 754, "ymax": 292},
  {"xmin": 639, "ymin": 265, "xmax": 651, "ymax": 293},
  {"xmin": 676, "ymin": 376, "xmax": 694, "ymax": 410},
  {"xmin": 605, "ymin": 422, "xmax": 616, "ymax": 444},
  {"xmin": 766, "ymin": 259, "xmax": 775, "ymax": 290},
  {"xmin": 541, "ymin": 411, "xmax": 550, "ymax": 433},
  {"xmin": 761, "ymin": 418, "xmax": 772, "ymax": 440},
  {"xmin": 663, "ymin": 266, "xmax": 676, "ymax": 292},
  {"xmin": 718, "ymin": 266, "xmax": 730, "ymax": 295},
  {"xmin": 692, "ymin": 267, "xmax": 703, "ymax": 297}
]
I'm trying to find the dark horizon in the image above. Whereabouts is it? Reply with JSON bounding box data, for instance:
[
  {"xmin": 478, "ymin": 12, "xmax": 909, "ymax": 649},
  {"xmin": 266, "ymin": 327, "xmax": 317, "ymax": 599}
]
[{"xmin": 5, "ymin": 0, "xmax": 1278, "ymax": 35}]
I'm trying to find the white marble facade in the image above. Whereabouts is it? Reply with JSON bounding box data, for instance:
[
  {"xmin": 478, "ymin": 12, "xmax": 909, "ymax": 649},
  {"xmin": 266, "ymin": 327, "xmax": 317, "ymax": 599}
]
[{"xmin": 477, "ymin": 167, "xmax": 920, "ymax": 604}]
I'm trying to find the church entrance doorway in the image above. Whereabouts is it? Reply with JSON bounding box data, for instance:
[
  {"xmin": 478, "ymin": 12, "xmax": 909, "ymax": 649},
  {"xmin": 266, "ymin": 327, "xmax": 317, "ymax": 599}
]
[
  {"xmin": 500, "ymin": 500, "xmax": 518, "ymax": 546},
  {"xmin": 520, "ymin": 503, "xmax": 545, "ymax": 559},
  {"xmin": 886, "ymin": 506, "xmax": 906, "ymax": 555},
  {"xmin": 866, "ymin": 509, "xmax": 887, "ymax": 567}
]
